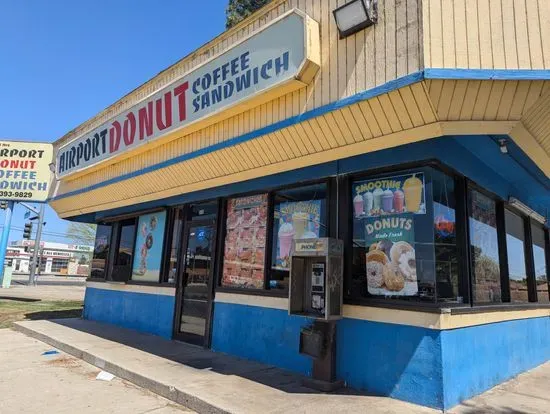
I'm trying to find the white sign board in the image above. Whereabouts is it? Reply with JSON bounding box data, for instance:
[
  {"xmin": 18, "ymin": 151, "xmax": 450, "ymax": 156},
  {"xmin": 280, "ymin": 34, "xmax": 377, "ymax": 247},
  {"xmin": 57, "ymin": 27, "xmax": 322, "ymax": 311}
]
[
  {"xmin": 0, "ymin": 141, "xmax": 53, "ymax": 202},
  {"xmin": 57, "ymin": 11, "xmax": 315, "ymax": 178}
]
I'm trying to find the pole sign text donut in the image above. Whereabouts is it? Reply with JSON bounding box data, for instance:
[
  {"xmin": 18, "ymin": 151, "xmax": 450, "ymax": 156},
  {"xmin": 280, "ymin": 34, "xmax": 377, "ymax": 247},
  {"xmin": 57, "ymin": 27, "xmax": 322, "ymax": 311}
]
[{"xmin": 0, "ymin": 141, "xmax": 53, "ymax": 202}]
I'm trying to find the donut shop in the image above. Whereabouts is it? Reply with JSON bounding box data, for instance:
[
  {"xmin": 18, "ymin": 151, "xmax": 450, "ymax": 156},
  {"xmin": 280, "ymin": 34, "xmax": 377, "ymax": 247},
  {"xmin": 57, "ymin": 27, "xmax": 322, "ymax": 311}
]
[{"xmin": 49, "ymin": 0, "xmax": 550, "ymax": 410}]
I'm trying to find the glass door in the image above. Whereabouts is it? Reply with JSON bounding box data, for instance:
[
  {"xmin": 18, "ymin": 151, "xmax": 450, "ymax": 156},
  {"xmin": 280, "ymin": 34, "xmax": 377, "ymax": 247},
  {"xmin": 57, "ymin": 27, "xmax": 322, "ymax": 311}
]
[{"xmin": 175, "ymin": 221, "xmax": 215, "ymax": 345}]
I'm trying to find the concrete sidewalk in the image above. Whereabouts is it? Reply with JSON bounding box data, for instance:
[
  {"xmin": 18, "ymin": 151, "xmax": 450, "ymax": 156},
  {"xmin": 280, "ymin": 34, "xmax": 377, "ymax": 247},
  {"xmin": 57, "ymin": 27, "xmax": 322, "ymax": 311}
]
[
  {"xmin": 13, "ymin": 318, "xmax": 437, "ymax": 414},
  {"xmin": 1, "ymin": 284, "xmax": 85, "ymax": 301},
  {"xmin": 0, "ymin": 329, "xmax": 192, "ymax": 414},
  {"xmin": 13, "ymin": 318, "xmax": 550, "ymax": 414}
]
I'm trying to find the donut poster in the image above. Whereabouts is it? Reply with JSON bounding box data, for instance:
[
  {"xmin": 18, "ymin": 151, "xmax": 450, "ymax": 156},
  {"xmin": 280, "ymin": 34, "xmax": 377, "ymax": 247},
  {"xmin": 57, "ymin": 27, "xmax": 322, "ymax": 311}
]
[
  {"xmin": 365, "ymin": 214, "xmax": 418, "ymax": 296},
  {"xmin": 222, "ymin": 194, "xmax": 268, "ymax": 289},
  {"xmin": 132, "ymin": 211, "xmax": 167, "ymax": 282},
  {"xmin": 352, "ymin": 173, "xmax": 426, "ymax": 218},
  {"xmin": 273, "ymin": 200, "xmax": 322, "ymax": 270}
]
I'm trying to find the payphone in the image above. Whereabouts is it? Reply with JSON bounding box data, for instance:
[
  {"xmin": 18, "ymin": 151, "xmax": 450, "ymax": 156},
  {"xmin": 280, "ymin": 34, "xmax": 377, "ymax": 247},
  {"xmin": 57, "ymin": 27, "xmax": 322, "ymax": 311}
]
[
  {"xmin": 288, "ymin": 238, "xmax": 344, "ymax": 391},
  {"xmin": 289, "ymin": 238, "xmax": 343, "ymax": 320}
]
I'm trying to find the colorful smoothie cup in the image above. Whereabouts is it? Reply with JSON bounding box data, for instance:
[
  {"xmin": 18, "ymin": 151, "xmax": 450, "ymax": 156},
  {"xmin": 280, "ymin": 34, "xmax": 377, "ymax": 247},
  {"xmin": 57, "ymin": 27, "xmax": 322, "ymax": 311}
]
[
  {"xmin": 292, "ymin": 212, "xmax": 308, "ymax": 239},
  {"xmin": 393, "ymin": 189, "xmax": 405, "ymax": 213},
  {"xmin": 373, "ymin": 188, "xmax": 384, "ymax": 211},
  {"xmin": 353, "ymin": 193, "xmax": 364, "ymax": 217},
  {"xmin": 382, "ymin": 189, "xmax": 394, "ymax": 213},
  {"xmin": 278, "ymin": 222, "xmax": 295, "ymax": 258},
  {"xmin": 403, "ymin": 174, "xmax": 423, "ymax": 213},
  {"xmin": 363, "ymin": 191, "xmax": 373, "ymax": 215}
]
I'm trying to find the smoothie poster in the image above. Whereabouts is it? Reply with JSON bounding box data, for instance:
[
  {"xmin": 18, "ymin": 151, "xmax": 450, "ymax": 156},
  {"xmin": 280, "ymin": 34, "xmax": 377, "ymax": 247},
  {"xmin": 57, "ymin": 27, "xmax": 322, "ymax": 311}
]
[
  {"xmin": 132, "ymin": 211, "xmax": 167, "ymax": 282},
  {"xmin": 222, "ymin": 194, "xmax": 268, "ymax": 289},
  {"xmin": 365, "ymin": 214, "xmax": 418, "ymax": 296},
  {"xmin": 273, "ymin": 200, "xmax": 322, "ymax": 270},
  {"xmin": 352, "ymin": 173, "xmax": 426, "ymax": 218}
]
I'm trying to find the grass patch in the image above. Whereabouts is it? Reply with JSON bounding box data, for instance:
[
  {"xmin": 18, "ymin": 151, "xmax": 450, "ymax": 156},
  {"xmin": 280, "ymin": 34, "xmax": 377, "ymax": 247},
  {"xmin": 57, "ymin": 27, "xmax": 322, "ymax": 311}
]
[{"xmin": 0, "ymin": 299, "xmax": 83, "ymax": 329}]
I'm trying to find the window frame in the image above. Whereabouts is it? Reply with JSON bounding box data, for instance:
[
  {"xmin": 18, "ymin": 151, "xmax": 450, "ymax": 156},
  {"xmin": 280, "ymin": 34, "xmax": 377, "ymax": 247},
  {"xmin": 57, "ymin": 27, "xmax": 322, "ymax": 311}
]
[
  {"xmin": 215, "ymin": 177, "xmax": 334, "ymax": 297},
  {"xmin": 216, "ymin": 190, "xmax": 271, "ymax": 294},
  {"xmin": 108, "ymin": 217, "xmax": 138, "ymax": 283},
  {"xmin": 529, "ymin": 220, "xmax": 550, "ymax": 303},
  {"xmin": 500, "ymin": 206, "xmax": 533, "ymax": 303},
  {"xmin": 88, "ymin": 223, "xmax": 114, "ymax": 281},
  {"xmin": 89, "ymin": 208, "xmax": 170, "ymax": 285},
  {"xmin": 343, "ymin": 160, "xmax": 467, "ymax": 308},
  {"xmin": 466, "ymin": 182, "xmax": 506, "ymax": 305},
  {"xmin": 160, "ymin": 207, "xmax": 184, "ymax": 284}
]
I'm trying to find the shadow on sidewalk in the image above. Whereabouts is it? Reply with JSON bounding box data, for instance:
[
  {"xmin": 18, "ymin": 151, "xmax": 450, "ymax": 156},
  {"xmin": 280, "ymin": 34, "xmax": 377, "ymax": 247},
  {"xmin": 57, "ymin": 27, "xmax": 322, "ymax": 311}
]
[
  {"xmin": 453, "ymin": 401, "xmax": 529, "ymax": 414},
  {"xmin": 51, "ymin": 318, "xmax": 371, "ymax": 397},
  {"xmin": 25, "ymin": 309, "xmax": 83, "ymax": 321},
  {"xmin": 0, "ymin": 296, "xmax": 41, "ymax": 303}
]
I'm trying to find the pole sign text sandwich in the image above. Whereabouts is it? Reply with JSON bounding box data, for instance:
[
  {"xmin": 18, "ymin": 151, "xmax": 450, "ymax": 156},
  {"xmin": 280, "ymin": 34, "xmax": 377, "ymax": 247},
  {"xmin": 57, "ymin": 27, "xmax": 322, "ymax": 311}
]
[
  {"xmin": 0, "ymin": 141, "xmax": 53, "ymax": 202},
  {"xmin": 56, "ymin": 10, "xmax": 319, "ymax": 178}
]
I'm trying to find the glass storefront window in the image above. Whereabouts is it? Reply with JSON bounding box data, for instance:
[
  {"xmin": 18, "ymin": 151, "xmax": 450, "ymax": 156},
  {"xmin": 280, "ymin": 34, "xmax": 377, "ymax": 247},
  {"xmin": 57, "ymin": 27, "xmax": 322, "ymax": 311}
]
[
  {"xmin": 111, "ymin": 219, "xmax": 136, "ymax": 282},
  {"xmin": 504, "ymin": 210, "xmax": 528, "ymax": 302},
  {"xmin": 532, "ymin": 224, "xmax": 549, "ymax": 303},
  {"xmin": 350, "ymin": 167, "xmax": 459, "ymax": 303},
  {"xmin": 222, "ymin": 194, "xmax": 268, "ymax": 289},
  {"xmin": 131, "ymin": 211, "xmax": 167, "ymax": 283},
  {"xmin": 91, "ymin": 224, "xmax": 112, "ymax": 279},
  {"xmin": 433, "ymin": 172, "xmax": 459, "ymax": 302},
  {"xmin": 469, "ymin": 190, "xmax": 501, "ymax": 303},
  {"xmin": 270, "ymin": 183, "xmax": 328, "ymax": 291},
  {"xmin": 166, "ymin": 208, "xmax": 184, "ymax": 284}
]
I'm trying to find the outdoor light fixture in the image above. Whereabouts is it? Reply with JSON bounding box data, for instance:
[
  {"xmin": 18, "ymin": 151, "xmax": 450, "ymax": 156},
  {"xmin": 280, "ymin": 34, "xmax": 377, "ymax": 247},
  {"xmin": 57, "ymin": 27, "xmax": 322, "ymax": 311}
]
[
  {"xmin": 48, "ymin": 162, "xmax": 56, "ymax": 173},
  {"xmin": 498, "ymin": 138, "xmax": 509, "ymax": 154},
  {"xmin": 333, "ymin": 0, "xmax": 378, "ymax": 39},
  {"xmin": 509, "ymin": 197, "xmax": 547, "ymax": 225}
]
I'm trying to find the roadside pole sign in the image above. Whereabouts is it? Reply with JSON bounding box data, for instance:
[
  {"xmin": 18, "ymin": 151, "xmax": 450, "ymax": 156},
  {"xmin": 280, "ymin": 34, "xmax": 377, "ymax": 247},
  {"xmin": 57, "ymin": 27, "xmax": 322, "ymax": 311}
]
[
  {"xmin": 0, "ymin": 140, "xmax": 53, "ymax": 285},
  {"xmin": 0, "ymin": 141, "xmax": 53, "ymax": 202}
]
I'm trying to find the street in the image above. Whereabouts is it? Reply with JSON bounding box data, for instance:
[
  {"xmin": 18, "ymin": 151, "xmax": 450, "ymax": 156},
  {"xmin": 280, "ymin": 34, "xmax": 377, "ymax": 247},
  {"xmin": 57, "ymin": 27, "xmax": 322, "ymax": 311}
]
[{"xmin": 0, "ymin": 329, "xmax": 193, "ymax": 414}]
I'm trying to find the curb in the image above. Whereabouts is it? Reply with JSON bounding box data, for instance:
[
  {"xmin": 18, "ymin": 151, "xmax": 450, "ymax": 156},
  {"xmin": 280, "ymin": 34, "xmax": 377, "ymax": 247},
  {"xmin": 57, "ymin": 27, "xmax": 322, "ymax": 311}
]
[{"xmin": 13, "ymin": 322, "xmax": 230, "ymax": 414}]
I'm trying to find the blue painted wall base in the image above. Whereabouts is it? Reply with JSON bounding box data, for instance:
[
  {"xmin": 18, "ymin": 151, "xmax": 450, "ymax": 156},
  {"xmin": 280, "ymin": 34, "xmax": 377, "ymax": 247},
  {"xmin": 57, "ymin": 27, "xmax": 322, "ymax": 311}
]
[
  {"xmin": 210, "ymin": 302, "xmax": 550, "ymax": 410},
  {"xmin": 441, "ymin": 317, "xmax": 550, "ymax": 409},
  {"xmin": 83, "ymin": 287, "xmax": 175, "ymax": 338},
  {"xmin": 211, "ymin": 302, "xmax": 313, "ymax": 375}
]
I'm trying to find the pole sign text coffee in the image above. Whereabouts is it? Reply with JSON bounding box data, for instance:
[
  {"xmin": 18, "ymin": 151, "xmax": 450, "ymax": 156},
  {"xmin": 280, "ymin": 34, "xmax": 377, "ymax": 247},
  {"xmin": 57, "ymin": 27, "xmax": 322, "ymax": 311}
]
[
  {"xmin": 57, "ymin": 12, "xmax": 311, "ymax": 178},
  {"xmin": 0, "ymin": 141, "xmax": 53, "ymax": 202}
]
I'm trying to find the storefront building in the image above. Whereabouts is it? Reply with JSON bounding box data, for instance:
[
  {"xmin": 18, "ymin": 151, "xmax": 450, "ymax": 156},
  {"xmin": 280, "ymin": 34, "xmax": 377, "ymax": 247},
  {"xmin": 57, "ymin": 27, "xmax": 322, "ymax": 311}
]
[
  {"xmin": 7, "ymin": 240, "xmax": 92, "ymax": 276},
  {"xmin": 49, "ymin": 0, "xmax": 550, "ymax": 410}
]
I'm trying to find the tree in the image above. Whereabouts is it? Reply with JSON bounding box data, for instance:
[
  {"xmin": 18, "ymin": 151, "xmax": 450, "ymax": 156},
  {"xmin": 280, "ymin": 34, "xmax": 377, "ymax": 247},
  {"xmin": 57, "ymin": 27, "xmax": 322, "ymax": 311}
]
[
  {"xmin": 226, "ymin": 0, "xmax": 272, "ymax": 28},
  {"xmin": 66, "ymin": 222, "xmax": 97, "ymax": 245}
]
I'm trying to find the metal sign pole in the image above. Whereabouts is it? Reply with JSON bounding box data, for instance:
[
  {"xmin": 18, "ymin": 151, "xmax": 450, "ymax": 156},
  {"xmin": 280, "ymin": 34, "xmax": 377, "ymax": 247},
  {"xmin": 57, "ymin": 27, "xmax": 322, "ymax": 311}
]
[
  {"xmin": 29, "ymin": 204, "xmax": 45, "ymax": 286},
  {"xmin": 0, "ymin": 201, "xmax": 14, "ymax": 286}
]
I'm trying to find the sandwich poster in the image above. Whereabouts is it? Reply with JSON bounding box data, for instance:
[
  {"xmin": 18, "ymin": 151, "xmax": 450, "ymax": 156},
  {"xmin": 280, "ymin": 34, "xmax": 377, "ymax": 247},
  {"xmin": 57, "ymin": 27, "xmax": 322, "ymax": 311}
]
[
  {"xmin": 365, "ymin": 214, "xmax": 418, "ymax": 296},
  {"xmin": 222, "ymin": 194, "xmax": 268, "ymax": 289}
]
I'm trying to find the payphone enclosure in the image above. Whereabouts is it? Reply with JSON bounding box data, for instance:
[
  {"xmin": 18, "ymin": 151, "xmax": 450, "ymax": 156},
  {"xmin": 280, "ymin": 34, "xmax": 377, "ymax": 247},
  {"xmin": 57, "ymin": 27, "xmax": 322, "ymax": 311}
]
[{"xmin": 288, "ymin": 238, "xmax": 344, "ymax": 320}]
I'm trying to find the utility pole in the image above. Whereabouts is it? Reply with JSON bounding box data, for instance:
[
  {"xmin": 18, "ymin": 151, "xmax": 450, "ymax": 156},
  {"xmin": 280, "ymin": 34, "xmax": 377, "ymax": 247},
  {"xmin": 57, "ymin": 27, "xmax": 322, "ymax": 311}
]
[
  {"xmin": 0, "ymin": 201, "xmax": 14, "ymax": 286},
  {"xmin": 29, "ymin": 203, "xmax": 45, "ymax": 286}
]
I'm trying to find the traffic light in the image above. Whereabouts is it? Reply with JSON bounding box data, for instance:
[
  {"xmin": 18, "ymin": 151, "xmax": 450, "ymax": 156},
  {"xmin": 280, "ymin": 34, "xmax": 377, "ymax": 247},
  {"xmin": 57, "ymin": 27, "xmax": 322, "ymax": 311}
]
[
  {"xmin": 0, "ymin": 201, "xmax": 7, "ymax": 209},
  {"xmin": 23, "ymin": 222, "xmax": 33, "ymax": 240}
]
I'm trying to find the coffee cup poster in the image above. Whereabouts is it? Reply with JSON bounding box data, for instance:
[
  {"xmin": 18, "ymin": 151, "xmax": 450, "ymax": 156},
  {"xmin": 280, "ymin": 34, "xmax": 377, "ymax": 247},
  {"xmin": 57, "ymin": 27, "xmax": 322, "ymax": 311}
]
[
  {"xmin": 352, "ymin": 173, "xmax": 426, "ymax": 218},
  {"xmin": 274, "ymin": 200, "xmax": 322, "ymax": 270},
  {"xmin": 365, "ymin": 215, "xmax": 418, "ymax": 296},
  {"xmin": 132, "ymin": 211, "xmax": 167, "ymax": 282}
]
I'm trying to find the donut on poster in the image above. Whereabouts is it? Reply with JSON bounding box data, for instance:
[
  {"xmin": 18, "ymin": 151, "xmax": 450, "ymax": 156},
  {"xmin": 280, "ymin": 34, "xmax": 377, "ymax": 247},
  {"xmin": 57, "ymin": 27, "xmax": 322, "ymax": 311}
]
[
  {"xmin": 132, "ymin": 211, "xmax": 167, "ymax": 282},
  {"xmin": 365, "ymin": 214, "xmax": 418, "ymax": 296}
]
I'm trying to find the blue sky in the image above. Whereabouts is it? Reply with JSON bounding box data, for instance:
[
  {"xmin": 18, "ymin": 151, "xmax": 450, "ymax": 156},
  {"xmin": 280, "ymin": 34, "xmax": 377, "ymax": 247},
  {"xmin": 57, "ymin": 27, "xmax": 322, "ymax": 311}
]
[{"xmin": 0, "ymin": 0, "xmax": 228, "ymax": 243}]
